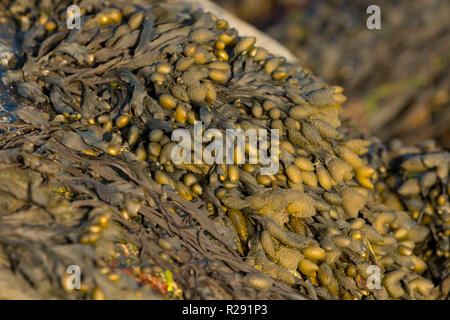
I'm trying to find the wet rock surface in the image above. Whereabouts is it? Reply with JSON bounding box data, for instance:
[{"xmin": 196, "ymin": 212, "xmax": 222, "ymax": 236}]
[{"xmin": 0, "ymin": 9, "xmax": 20, "ymax": 123}]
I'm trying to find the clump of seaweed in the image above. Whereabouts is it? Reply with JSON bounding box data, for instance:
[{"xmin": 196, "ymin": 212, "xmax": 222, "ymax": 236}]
[{"xmin": 0, "ymin": 0, "xmax": 448, "ymax": 300}]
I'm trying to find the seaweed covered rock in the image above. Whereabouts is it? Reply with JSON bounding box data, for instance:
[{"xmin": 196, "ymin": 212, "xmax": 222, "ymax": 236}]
[{"xmin": 0, "ymin": 0, "xmax": 448, "ymax": 300}]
